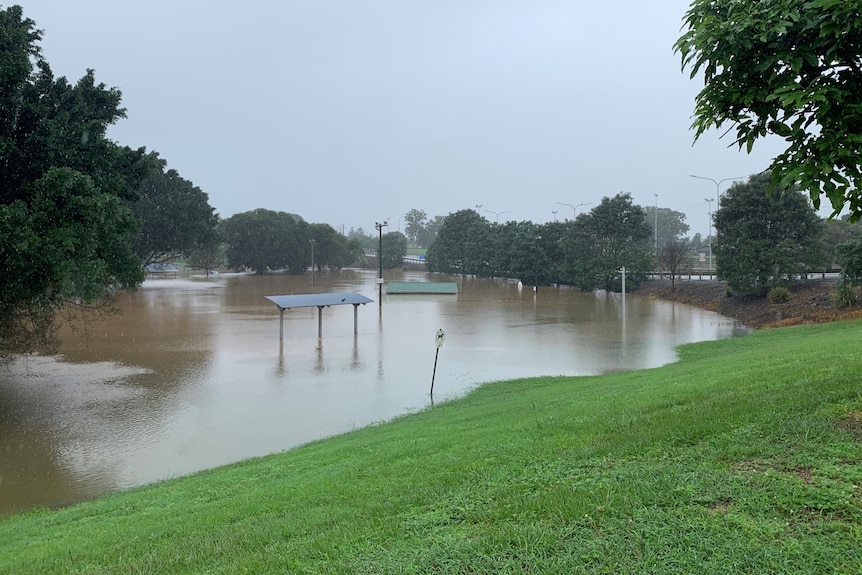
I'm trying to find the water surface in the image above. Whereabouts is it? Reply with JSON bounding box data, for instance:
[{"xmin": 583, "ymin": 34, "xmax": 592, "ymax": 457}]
[{"xmin": 0, "ymin": 270, "xmax": 748, "ymax": 515}]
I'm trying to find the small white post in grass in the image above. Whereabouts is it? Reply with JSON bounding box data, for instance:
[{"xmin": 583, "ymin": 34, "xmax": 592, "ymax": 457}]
[{"xmin": 430, "ymin": 328, "xmax": 446, "ymax": 403}]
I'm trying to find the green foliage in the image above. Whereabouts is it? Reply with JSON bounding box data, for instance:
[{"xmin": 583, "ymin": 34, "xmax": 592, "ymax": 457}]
[
  {"xmin": 566, "ymin": 192, "xmax": 653, "ymax": 292},
  {"xmin": 835, "ymin": 239, "xmax": 862, "ymax": 285},
  {"xmin": 426, "ymin": 209, "xmax": 491, "ymax": 275},
  {"xmin": 128, "ymin": 161, "xmax": 219, "ymax": 266},
  {"xmin": 714, "ymin": 174, "xmax": 827, "ymax": 296},
  {"xmin": 310, "ymin": 223, "xmax": 359, "ymax": 270},
  {"xmin": 426, "ymin": 198, "xmax": 654, "ymax": 290},
  {"xmin": 676, "ymin": 0, "xmax": 862, "ymax": 220},
  {"xmin": 832, "ymin": 281, "xmax": 858, "ymax": 308},
  {"xmin": 767, "ymin": 286, "xmax": 791, "ymax": 304},
  {"xmin": 380, "ymin": 231, "xmax": 407, "ymax": 269},
  {"xmin": 644, "ymin": 206, "xmax": 690, "ymax": 248},
  {"xmin": 402, "ymin": 208, "xmax": 427, "ymax": 245},
  {"xmin": 0, "ymin": 8, "xmax": 146, "ymax": 355},
  {"xmin": 222, "ymin": 209, "xmax": 309, "ymax": 273}
]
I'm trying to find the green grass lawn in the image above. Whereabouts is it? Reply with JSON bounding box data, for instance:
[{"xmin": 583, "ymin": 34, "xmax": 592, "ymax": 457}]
[{"xmin": 2, "ymin": 321, "xmax": 861, "ymax": 574}]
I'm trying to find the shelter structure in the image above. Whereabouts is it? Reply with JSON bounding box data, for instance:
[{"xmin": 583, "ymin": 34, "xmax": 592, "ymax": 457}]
[{"xmin": 265, "ymin": 292, "xmax": 374, "ymax": 340}]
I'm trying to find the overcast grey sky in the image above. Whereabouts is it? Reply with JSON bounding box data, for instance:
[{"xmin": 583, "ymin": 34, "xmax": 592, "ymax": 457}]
[{"xmin": 16, "ymin": 0, "xmax": 809, "ymax": 237}]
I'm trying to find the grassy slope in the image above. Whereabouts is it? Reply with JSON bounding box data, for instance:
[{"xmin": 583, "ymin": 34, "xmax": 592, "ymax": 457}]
[{"xmin": 1, "ymin": 321, "xmax": 861, "ymax": 574}]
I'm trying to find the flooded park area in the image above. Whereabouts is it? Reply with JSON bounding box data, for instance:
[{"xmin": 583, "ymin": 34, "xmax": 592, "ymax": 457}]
[{"xmin": 0, "ymin": 270, "xmax": 749, "ymax": 516}]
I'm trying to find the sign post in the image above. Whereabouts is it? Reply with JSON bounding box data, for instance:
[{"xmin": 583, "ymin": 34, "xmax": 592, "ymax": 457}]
[{"xmin": 430, "ymin": 329, "xmax": 446, "ymax": 402}]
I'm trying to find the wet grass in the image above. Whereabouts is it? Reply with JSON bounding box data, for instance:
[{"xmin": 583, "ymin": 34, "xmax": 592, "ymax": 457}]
[{"xmin": 1, "ymin": 320, "xmax": 861, "ymax": 573}]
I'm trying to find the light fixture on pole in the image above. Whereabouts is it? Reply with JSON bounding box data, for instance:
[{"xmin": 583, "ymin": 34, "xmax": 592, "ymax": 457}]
[
  {"xmin": 555, "ymin": 201, "xmax": 592, "ymax": 221},
  {"xmin": 705, "ymin": 198, "xmax": 714, "ymax": 274},
  {"xmin": 483, "ymin": 209, "xmax": 511, "ymax": 223},
  {"xmin": 690, "ymin": 174, "xmax": 745, "ymax": 207},
  {"xmin": 374, "ymin": 221, "xmax": 388, "ymax": 304}
]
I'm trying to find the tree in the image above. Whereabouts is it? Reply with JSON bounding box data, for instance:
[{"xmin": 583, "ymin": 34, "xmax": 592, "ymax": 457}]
[
  {"xmin": 566, "ymin": 193, "xmax": 653, "ymax": 292},
  {"xmin": 0, "ymin": 7, "xmax": 145, "ymax": 355},
  {"xmin": 675, "ymin": 0, "xmax": 862, "ymax": 220},
  {"xmin": 508, "ymin": 222, "xmax": 555, "ymax": 287},
  {"xmin": 656, "ymin": 240, "xmax": 693, "ymax": 290},
  {"xmin": 222, "ymin": 209, "xmax": 309, "ymax": 274},
  {"xmin": 347, "ymin": 227, "xmax": 377, "ymax": 252},
  {"xmin": 835, "ymin": 240, "xmax": 862, "ymax": 286},
  {"xmin": 714, "ymin": 173, "xmax": 827, "ymax": 296},
  {"xmin": 643, "ymin": 206, "xmax": 690, "ymax": 250},
  {"xmin": 128, "ymin": 161, "xmax": 219, "ymax": 266},
  {"xmin": 403, "ymin": 209, "xmax": 427, "ymax": 245},
  {"xmin": 418, "ymin": 215, "xmax": 445, "ymax": 248},
  {"xmin": 310, "ymin": 223, "xmax": 357, "ymax": 270},
  {"xmin": 380, "ymin": 232, "xmax": 407, "ymax": 269},
  {"xmin": 426, "ymin": 210, "xmax": 491, "ymax": 275}
]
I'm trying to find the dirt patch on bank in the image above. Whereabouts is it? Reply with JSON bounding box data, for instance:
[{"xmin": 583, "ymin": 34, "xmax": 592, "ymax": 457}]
[{"xmin": 632, "ymin": 278, "xmax": 862, "ymax": 329}]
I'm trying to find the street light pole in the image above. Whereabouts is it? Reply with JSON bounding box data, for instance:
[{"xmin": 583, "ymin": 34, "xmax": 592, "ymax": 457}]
[
  {"xmin": 375, "ymin": 220, "xmax": 388, "ymax": 304},
  {"xmin": 689, "ymin": 174, "xmax": 745, "ymax": 207},
  {"xmin": 555, "ymin": 201, "xmax": 592, "ymax": 221},
  {"xmin": 705, "ymin": 198, "xmax": 714, "ymax": 275},
  {"xmin": 483, "ymin": 209, "xmax": 511, "ymax": 223},
  {"xmin": 653, "ymin": 193, "xmax": 658, "ymax": 254}
]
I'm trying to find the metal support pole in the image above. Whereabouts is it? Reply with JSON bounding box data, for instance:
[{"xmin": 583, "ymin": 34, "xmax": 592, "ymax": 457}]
[
  {"xmin": 279, "ymin": 307, "xmax": 285, "ymax": 341},
  {"xmin": 317, "ymin": 306, "xmax": 324, "ymax": 338},
  {"xmin": 353, "ymin": 303, "xmax": 359, "ymax": 335}
]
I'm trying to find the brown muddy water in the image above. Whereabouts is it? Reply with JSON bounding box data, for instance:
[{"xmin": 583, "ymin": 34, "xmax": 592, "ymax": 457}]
[{"xmin": 0, "ymin": 270, "xmax": 748, "ymax": 516}]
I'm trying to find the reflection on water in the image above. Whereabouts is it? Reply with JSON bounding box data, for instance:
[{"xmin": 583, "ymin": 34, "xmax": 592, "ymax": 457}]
[{"xmin": 0, "ymin": 270, "xmax": 748, "ymax": 516}]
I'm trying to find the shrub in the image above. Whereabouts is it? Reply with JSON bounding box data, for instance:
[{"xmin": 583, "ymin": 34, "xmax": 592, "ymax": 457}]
[
  {"xmin": 767, "ymin": 286, "xmax": 791, "ymax": 304},
  {"xmin": 832, "ymin": 283, "xmax": 858, "ymax": 308}
]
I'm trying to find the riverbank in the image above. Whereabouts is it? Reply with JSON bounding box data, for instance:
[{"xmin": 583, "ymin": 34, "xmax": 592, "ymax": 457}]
[
  {"xmin": 633, "ymin": 277, "xmax": 862, "ymax": 329},
  {"xmin": 1, "ymin": 319, "xmax": 860, "ymax": 573}
]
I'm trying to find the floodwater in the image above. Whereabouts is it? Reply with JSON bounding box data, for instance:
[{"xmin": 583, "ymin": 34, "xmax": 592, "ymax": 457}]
[{"xmin": 0, "ymin": 270, "xmax": 749, "ymax": 516}]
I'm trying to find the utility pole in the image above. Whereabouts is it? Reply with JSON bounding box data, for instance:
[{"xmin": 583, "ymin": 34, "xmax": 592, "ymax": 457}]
[{"xmin": 375, "ymin": 221, "xmax": 388, "ymax": 304}]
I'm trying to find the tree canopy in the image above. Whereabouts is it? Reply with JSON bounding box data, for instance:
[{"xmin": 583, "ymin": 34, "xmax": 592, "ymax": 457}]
[
  {"xmin": 380, "ymin": 232, "xmax": 408, "ymax": 269},
  {"xmin": 714, "ymin": 173, "xmax": 826, "ymax": 295},
  {"xmin": 675, "ymin": 0, "xmax": 862, "ymax": 220},
  {"xmin": 0, "ymin": 6, "xmax": 146, "ymax": 355},
  {"xmin": 566, "ymin": 193, "xmax": 653, "ymax": 292},
  {"xmin": 128, "ymin": 159, "xmax": 219, "ymax": 266},
  {"xmin": 222, "ymin": 209, "xmax": 309, "ymax": 274},
  {"xmin": 425, "ymin": 196, "xmax": 656, "ymax": 291}
]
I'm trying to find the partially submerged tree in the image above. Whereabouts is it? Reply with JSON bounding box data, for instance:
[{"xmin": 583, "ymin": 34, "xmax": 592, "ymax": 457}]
[
  {"xmin": 426, "ymin": 210, "xmax": 491, "ymax": 276},
  {"xmin": 0, "ymin": 7, "xmax": 145, "ymax": 355},
  {"xmin": 675, "ymin": 0, "xmax": 862, "ymax": 220},
  {"xmin": 129, "ymin": 161, "xmax": 219, "ymax": 267},
  {"xmin": 566, "ymin": 193, "xmax": 653, "ymax": 292},
  {"xmin": 380, "ymin": 232, "xmax": 408, "ymax": 269},
  {"xmin": 222, "ymin": 209, "xmax": 309, "ymax": 274}
]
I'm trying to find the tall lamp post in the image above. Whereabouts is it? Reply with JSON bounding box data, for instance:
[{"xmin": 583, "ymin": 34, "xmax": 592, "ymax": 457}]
[
  {"xmin": 375, "ymin": 220, "xmax": 388, "ymax": 304},
  {"xmin": 705, "ymin": 198, "xmax": 714, "ymax": 275},
  {"xmin": 653, "ymin": 193, "xmax": 658, "ymax": 254},
  {"xmin": 555, "ymin": 201, "xmax": 591, "ymax": 221},
  {"xmin": 689, "ymin": 174, "xmax": 745, "ymax": 207},
  {"xmin": 483, "ymin": 209, "xmax": 511, "ymax": 223}
]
